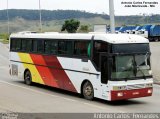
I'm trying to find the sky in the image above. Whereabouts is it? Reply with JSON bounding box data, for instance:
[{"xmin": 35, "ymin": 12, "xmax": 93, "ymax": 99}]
[{"xmin": 0, "ymin": 0, "xmax": 160, "ymax": 16}]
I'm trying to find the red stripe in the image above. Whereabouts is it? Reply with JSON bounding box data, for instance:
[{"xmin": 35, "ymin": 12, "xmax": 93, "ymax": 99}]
[
  {"xmin": 42, "ymin": 55, "xmax": 77, "ymax": 92},
  {"xmin": 30, "ymin": 54, "xmax": 59, "ymax": 88},
  {"xmin": 30, "ymin": 54, "xmax": 77, "ymax": 92}
]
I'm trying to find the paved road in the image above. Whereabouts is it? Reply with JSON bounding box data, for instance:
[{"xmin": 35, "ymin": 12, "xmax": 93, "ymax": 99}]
[
  {"xmin": 150, "ymin": 42, "xmax": 160, "ymax": 84},
  {"xmin": 0, "ymin": 43, "xmax": 160, "ymax": 113}
]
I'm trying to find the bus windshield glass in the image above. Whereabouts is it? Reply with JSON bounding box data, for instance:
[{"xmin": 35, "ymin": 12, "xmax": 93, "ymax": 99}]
[{"xmin": 111, "ymin": 44, "xmax": 152, "ymax": 80}]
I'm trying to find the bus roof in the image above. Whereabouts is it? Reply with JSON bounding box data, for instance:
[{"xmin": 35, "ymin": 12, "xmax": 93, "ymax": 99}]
[{"xmin": 10, "ymin": 32, "xmax": 149, "ymax": 44}]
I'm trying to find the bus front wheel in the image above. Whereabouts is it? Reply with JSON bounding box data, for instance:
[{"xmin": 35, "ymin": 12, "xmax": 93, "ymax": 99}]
[
  {"xmin": 82, "ymin": 81, "xmax": 94, "ymax": 100},
  {"xmin": 24, "ymin": 70, "xmax": 32, "ymax": 85}
]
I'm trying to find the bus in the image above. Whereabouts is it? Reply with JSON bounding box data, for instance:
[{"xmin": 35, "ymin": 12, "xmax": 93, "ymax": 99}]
[{"xmin": 9, "ymin": 32, "xmax": 153, "ymax": 101}]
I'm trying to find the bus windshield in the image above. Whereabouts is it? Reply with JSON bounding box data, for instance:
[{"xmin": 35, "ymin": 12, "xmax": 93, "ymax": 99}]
[{"xmin": 111, "ymin": 44, "xmax": 152, "ymax": 80}]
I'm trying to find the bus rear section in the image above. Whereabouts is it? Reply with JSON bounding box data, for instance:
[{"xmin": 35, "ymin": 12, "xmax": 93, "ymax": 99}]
[{"xmin": 9, "ymin": 33, "xmax": 153, "ymax": 101}]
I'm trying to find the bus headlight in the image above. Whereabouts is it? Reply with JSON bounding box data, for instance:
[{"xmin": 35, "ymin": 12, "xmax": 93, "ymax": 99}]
[
  {"xmin": 147, "ymin": 89, "xmax": 152, "ymax": 94},
  {"xmin": 117, "ymin": 92, "xmax": 123, "ymax": 97}
]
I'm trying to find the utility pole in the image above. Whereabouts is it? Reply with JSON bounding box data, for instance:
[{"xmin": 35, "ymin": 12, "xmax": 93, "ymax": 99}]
[
  {"xmin": 39, "ymin": 0, "xmax": 42, "ymax": 32},
  {"xmin": 7, "ymin": 0, "xmax": 10, "ymax": 34},
  {"xmin": 109, "ymin": 0, "xmax": 115, "ymax": 33}
]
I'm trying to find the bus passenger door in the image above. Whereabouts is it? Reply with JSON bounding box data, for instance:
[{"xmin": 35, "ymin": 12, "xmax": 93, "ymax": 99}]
[
  {"xmin": 100, "ymin": 54, "xmax": 110, "ymax": 99},
  {"xmin": 100, "ymin": 55, "xmax": 109, "ymax": 84}
]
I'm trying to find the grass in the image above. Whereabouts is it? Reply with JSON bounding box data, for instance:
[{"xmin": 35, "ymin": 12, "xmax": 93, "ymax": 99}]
[
  {"xmin": 0, "ymin": 33, "xmax": 9, "ymax": 44},
  {"xmin": 0, "ymin": 17, "xmax": 159, "ymax": 33},
  {"xmin": 0, "ymin": 17, "xmax": 109, "ymax": 33},
  {"xmin": 0, "ymin": 38, "xmax": 9, "ymax": 44}
]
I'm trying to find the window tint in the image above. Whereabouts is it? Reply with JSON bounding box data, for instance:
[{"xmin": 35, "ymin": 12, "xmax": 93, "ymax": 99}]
[
  {"xmin": 45, "ymin": 40, "xmax": 58, "ymax": 54},
  {"xmin": 16, "ymin": 39, "xmax": 21, "ymax": 50},
  {"xmin": 94, "ymin": 41, "xmax": 108, "ymax": 52},
  {"xmin": 11, "ymin": 39, "xmax": 16, "ymax": 50},
  {"xmin": 58, "ymin": 41, "xmax": 72, "ymax": 55},
  {"xmin": 21, "ymin": 39, "xmax": 32, "ymax": 52},
  {"xmin": 37, "ymin": 40, "xmax": 44, "ymax": 53},
  {"xmin": 74, "ymin": 41, "xmax": 90, "ymax": 56},
  {"xmin": 93, "ymin": 41, "xmax": 109, "ymax": 69},
  {"xmin": 112, "ymin": 44, "xmax": 150, "ymax": 53},
  {"xmin": 21, "ymin": 39, "xmax": 26, "ymax": 51},
  {"xmin": 32, "ymin": 40, "xmax": 37, "ymax": 52},
  {"xmin": 26, "ymin": 40, "xmax": 32, "ymax": 52},
  {"xmin": 11, "ymin": 39, "xmax": 21, "ymax": 51}
]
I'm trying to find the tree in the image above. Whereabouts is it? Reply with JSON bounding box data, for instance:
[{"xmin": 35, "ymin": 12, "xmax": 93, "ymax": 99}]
[
  {"xmin": 79, "ymin": 25, "xmax": 89, "ymax": 33},
  {"xmin": 61, "ymin": 19, "xmax": 80, "ymax": 33}
]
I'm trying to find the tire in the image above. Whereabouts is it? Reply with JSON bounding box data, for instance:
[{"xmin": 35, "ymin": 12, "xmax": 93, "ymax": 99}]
[
  {"xmin": 82, "ymin": 81, "xmax": 94, "ymax": 100},
  {"xmin": 24, "ymin": 70, "xmax": 32, "ymax": 85}
]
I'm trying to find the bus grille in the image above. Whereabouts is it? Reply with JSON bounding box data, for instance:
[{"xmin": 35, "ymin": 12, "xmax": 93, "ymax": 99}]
[{"xmin": 127, "ymin": 84, "xmax": 145, "ymax": 90}]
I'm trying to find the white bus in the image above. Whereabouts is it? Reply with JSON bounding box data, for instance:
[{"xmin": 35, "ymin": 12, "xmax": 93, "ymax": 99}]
[{"xmin": 9, "ymin": 32, "xmax": 153, "ymax": 101}]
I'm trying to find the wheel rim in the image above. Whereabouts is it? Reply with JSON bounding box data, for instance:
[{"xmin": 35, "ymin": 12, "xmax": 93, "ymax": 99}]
[
  {"xmin": 84, "ymin": 83, "xmax": 93, "ymax": 96},
  {"xmin": 25, "ymin": 73, "xmax": 31, "ymax": 84},
  {"xmin": 85, "ymin": 86, "xmax": 92, "ymax": 96}
]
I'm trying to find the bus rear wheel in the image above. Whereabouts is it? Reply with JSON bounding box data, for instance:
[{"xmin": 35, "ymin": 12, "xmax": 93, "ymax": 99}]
[
  {"xmin": 24, "ymin": 70, "xmax": 32, "ymax": 85},
  {"xmin": 82, "ymin": 81, "xmax": 94, "ymax": 100}
]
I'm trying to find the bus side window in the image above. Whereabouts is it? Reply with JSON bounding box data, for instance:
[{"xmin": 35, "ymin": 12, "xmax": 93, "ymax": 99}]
[
  {"xmin": 45, "ymin": 40, "xmax": 58, "ymax": 54},
  {"xmin": 16, "ymin": 39, "xmax": 21, "ymax": 51},
  {"xmin": 26, "ymin": 40, "xmax": 32, "ymax": 52},
  {"xmin": 21, "ymin": 39, "xmax": 32, "ymax": 52},
  {"xmin": 11, "ymin": 39, "xmax": 16, "ymax": 51},
  {"xmin": 37, "ymin": 40, "xmax": 44, "ymax": 53},
  {"xmin": 22, "ymin": 39, "xmax": 26, "ymax": 51},
  {"xmin": 11, "ymin": 39, "xmax": 21, "ymax": 51},
  {"xmin": 58, "ymin": 41, "xmax": 72, "ymax": 55},
  {"xmin": 93, "ymin": 41, "xmax": 109, "ymax": 69},
  {"xmin": 32, "ymin": 40, "xmax": 37, "ymax": 52},
  {"xmin": 74, "ymin": 41, "xmax": 90, "ymax": 57}
]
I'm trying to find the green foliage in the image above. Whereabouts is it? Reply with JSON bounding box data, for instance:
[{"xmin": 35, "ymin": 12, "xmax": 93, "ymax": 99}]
[
  {"xmin": 61, "ymin": 19, "xmax": 80, "ymax": 33},
  {"xmin": 0, "ymin": 33, "xmax": 9, "ymax": 44},
  {"xmin": 79, "ymin": 25, "xmax": 89, "ymax": 33},
  {"xmin": 0, "ymin": 33, "xmax": 9, "ymax": 40}
]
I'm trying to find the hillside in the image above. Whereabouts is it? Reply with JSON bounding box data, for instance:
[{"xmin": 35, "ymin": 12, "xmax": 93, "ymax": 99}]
[
  {"xmin": 0, "ymin": 9, "xmax": 160, "ymax": 33},
  {"xmin": 0, "ymin": 9, "xmax": 109, "ymax": 21}
]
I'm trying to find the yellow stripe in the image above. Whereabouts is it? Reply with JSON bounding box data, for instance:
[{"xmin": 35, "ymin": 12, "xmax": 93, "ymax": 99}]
[{"xmin": 18, "ymin": 53, "xmax": 44, "ymax": 84}]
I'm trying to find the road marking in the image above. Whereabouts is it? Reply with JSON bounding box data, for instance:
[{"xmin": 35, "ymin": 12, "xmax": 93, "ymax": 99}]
[
  {"xmin": 83, "ymin": 102, "xmax": 107, "ymax": 110},
  {"xmin": 0, "ymin": 80, "xmax": 125, "ymax": 112},
  {"xmin": 0, "ymin": 80, "xmax": 77, "ymax": 102}
]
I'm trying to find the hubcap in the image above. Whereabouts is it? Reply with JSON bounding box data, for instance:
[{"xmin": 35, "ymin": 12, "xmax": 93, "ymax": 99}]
[
  {"xmin": 85, "ymin": 86, "xmax": 92, "ymax": 96},
  {"xmin": 25, "ymin": 74, "xmax": 30, "ymax": 83}
]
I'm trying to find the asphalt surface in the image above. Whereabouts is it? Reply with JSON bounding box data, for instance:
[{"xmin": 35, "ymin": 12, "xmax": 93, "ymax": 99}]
[
  {"xmin": 150, "ymin": 42, "xmax": 160, "ymax": 84},
  {"xmin": 0, "ymin": 42, "xmax": 160, "ymax": 113}
]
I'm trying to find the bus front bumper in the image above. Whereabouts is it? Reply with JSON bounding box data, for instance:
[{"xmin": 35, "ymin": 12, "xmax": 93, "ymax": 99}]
[{"xmin": 111, "ymin": 88, "xmax": 153, "ymax": 101}]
